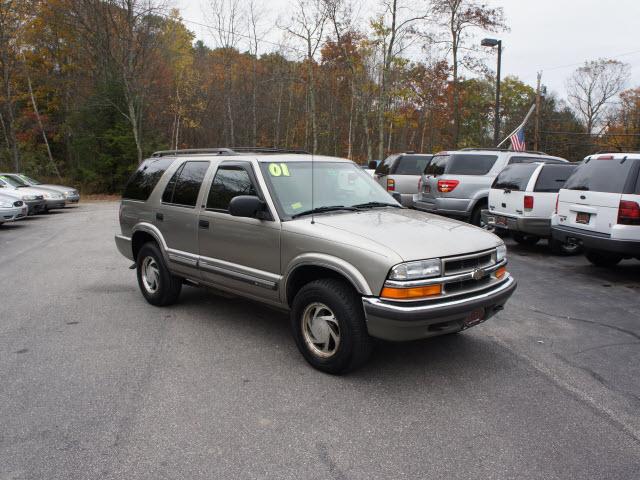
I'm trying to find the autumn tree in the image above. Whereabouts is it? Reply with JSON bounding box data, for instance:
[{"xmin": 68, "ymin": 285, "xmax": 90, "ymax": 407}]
[
  {"xmin": 567, "ymin": 58, "xmax": 629, "ymax": 134},
  {"xmin": 430, "ymin": 0, "xmax": 506, "ymax": 147}
]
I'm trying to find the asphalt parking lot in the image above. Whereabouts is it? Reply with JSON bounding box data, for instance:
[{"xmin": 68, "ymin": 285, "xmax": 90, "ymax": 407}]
[{"xmin": 1, "ymin": 202, "xmax": 639, "ymax": 480}]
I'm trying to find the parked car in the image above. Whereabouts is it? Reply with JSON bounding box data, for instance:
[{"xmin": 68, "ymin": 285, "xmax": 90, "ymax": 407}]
[
  {"xmin": 482, "ymin": 162, "xmax": 579, "ymax": 254},
  {"xmin": 374, "ymin": 152, "xmax": 433, "ymax": 207},
  {"xmin": 0, "ymin": 193, "xmax": 28, "ymax": 225},
  {"xmin": 115, "ymin": 148, "xmax": 516, "ymax": 374},
  {"xmin": 552, "ymin": 152, "xmax": 640, "ymax": 267},
  {"xmin": 414, "ymin": 149, "xmax": 568, "ymax": 226},
  {"xmin": 10, "ymin": 173, "xmax": 80, "ymax": 204},
  {"xmin": 0, "ymin": 174, "xmax": 65, "ymax": 211},
  {"xmin": 0, "ymin": 179, "xmax": 46, "ymax": 214}
]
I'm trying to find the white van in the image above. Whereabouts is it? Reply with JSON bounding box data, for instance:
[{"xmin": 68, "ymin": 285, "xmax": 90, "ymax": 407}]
[
  {"xmin": 483, "ymin": 162, "xmax": 578, "ymax": 253},
  {"xmin": 552, "ymin": 153, "xmax": 640, "ymax": 266}
]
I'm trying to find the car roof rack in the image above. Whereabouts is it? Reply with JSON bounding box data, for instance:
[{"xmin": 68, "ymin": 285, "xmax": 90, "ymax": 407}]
[
  {"xmin": 460, "ymin": 147, "xmax": 549, "ymax": 155},
  {"xmin": 151, "ymin": 147, "xmax": 310, "ymax": 157}
]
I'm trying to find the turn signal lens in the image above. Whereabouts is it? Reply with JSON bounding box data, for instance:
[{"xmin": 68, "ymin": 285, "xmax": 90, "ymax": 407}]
[
  {"xmin": 381, "ymin": 284, "xmax": 442, "ymax": 300},
  {"xmin": 494, "ymin": 266, "xmax": 507, "ymax": 279},
  {"xmin": 387, "ymin": 178, "xmax": 395, "ymax": 191}
]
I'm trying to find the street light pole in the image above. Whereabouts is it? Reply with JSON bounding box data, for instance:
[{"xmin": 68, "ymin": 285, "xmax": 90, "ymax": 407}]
[{"xmin": 481, "ymin": 38, "xmax": 502, "ymax": 146}]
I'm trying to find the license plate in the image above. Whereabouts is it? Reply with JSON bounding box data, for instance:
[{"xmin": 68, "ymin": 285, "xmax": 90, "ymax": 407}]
[
  {"xmin": 495, "ymin": 215, "xmax": 508, "ymax": 226},
  {"xmin": 576, "ymin": 212, "xmax": 590, "ymax": 224},
  {"xmin": 463, "ymin": 308, "xmax": 486, "ymax": 328}
]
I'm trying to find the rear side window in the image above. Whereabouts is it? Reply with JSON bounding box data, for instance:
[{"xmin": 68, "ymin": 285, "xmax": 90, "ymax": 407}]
[
  {"xmin": 374, "ymin": 155, "xmax": 397, "ymax": 176},
  {"xmin": 446, "ymin": 154, "xmax": 498, "ymax": 175},
  {"xmin": 563, "ymin": 158, "xmax": 637, "ymax": 194},
  {"xmin": 509, "ymin": 156, "xmax": 566, "ymax": 165},
  {"xmin": 162, "ymin": 161, "xmax": 209, "ymax": 207},
  {"xmin": 207, "ymin": 166, "xmax": 257, "ymax": 211},
  {"xmin": 534, "ymin": 164, "xmax": 577, "ymax": 192},
  {"xmin": 393, "ymin": 155, "xmax": 433, "ymax": 175},
  {"xmin": 492, "ymin": 163, "xmax": 538, "ymax": 191},
  {"xmin": 425, "ymin": 155, "xmax": 449, "ymax": 175},
  {"xmin": 122, "ymin": 157, "xmax": 174, "ymax": 201}
]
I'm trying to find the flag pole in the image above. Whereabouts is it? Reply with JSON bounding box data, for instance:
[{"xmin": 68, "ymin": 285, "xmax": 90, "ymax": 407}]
[{"xmin": 496, "ymin": 103, "xmax": 536, "ymax": 148}]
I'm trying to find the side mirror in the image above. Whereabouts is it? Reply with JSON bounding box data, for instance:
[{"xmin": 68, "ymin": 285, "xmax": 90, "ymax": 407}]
[
  {"xmin": 229, "ymin": 195, "xmax": 266, "ymax": 219},
  {"xmin": 368, "ymin": 160, "xmax": 378, "ymax": 170}
]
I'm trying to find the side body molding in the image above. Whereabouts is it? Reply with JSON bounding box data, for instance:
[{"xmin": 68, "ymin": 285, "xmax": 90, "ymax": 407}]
[{"xmin": 282, "ymin": 253, "xmax": 373, "ymax": 303}]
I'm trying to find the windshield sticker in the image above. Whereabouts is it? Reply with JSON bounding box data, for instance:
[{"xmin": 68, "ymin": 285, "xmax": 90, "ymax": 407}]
[
  {"xmin": 268, "ymin": 163, "xmax": 290, "ymax": 177},
  {"xmin": 291, "ymin": 202, "xmax": 302, "ymax": 210}
]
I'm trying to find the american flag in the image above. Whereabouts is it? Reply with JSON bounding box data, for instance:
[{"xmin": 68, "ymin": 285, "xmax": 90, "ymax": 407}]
[{"xmin": 510, "ymin": 127, "xmax": 526, "ymax": 151}]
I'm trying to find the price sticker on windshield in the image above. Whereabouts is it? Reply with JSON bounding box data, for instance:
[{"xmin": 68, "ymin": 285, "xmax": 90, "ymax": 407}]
[{"xmin": 268, "ymin": 163, "xmax": 290, "ymax": 177}]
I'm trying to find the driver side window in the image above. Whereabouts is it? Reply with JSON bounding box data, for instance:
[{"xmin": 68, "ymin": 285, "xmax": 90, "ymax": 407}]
[{"xmin": 207, "ymin": 165, "xmax": 258, "ymax": 211}]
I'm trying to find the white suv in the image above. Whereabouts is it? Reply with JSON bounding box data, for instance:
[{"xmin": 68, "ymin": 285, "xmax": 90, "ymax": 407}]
[
  {"xmin": 483, "ymin": 162, "xmax": 578, "ymax": 253},
  {"xmin": 551, "ymin": 153, "xmax": 640, "ymax": 266}
]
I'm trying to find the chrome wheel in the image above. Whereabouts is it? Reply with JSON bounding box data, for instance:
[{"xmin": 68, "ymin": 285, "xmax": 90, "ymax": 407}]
[
  {"xmin": 141, "ymin": 256, "xmax": 160, "ymax": 294},
  {"xmin": 301, "ymin": 302, "xmax": 341, "ymax": 358}
]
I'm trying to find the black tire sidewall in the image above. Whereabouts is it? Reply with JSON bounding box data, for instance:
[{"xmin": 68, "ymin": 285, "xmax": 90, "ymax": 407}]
[
  {"xmin": 290, "ymin": 279, "xmax": 369, "ymax": 374},
  {"xmin": 136, "ymin": 243, "xmax": 179, "ymax": 306}
]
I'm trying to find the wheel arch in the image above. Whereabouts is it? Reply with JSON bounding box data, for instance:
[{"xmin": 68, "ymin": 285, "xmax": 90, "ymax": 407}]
[{"xmin": 131, "ymin": 223, "xmax": 169, "ymax": 262}]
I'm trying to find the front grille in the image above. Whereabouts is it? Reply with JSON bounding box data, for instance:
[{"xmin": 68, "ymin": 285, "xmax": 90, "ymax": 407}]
[
  {"xmin": 444, "ymin": 276, "xmax": 492, "ymax": 294},
  {"xmin": 443, "ymin": 250, "xmax": 494, "ymax": 276}
]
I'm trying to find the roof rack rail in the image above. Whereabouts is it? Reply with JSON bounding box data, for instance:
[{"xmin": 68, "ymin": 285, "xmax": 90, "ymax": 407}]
[
  {"xmin": 460, "ymin": 147, "xmax": 548, "ymax": 155},
  {"xmin": 151, "ymin": 147, "xmax": 311, "ymax": 157}
]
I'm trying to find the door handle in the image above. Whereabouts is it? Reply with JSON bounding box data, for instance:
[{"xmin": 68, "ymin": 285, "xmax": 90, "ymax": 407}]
[
  {"xmin": 156, "ymin": 212, "xmax": 164, "ymax": 221},
  {"xmin": 199, "ymin": 219, "xmax": 210, "ymax": 229}
]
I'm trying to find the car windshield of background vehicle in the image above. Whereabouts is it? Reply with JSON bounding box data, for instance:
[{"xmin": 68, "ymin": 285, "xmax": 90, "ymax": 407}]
[
  {"xmin": 446, "ymin": 154, "xmax": 498, "ymax": 175},
  {"xmin": 492, "ymin": 163, "xmax": 538, "ymax": 191},
  {"xmin": 260, "ymin": 161, "xmax": 395, "ymax": 219},
  {"xmin": 0, "ymin": 175, "xmax": 26, "ymax": 188},
  {"xmin": 563, "ymin": 158, "xmax": 635, "ymax": 193},
  {"xmin": 394, "ymin": 155, "xmax": 432, "ymax": 175},
  {"xmin": 19, "ymin": 175, "xmax": 41, "ymax": 185},
  {"xmin": 534, "ymin": 164, "xmax": 577, "ymax": 192},
  {"xmin": 424, "ymin": 155, "xmax": 450, "ymax": 175}
]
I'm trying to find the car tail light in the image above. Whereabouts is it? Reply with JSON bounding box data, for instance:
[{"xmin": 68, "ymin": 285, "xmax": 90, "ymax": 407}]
[
  {"xmin": 387, "ymin": 178, "xmax": 395, "ymax": 191},
  {"xmin": 597, "ymin": 155, "xmax": 614, "ymax": 160},
  {"xmin": 418, "ymin": 177, "xmax": 422, "ymax": 191},
  {"xmin": 437, "ymin": 179, "xmax": 459, "ymax": 193},
  {"xmin": 524, "ymin": 195, "xmax": 534, "ymax": 210},
  {"xmin": 555, "ymin": 194, "xmax": 559, "ymax": 214},
  {"xmin": 618, "ymin": 200, "xmax": 640, "ymax": 225}
]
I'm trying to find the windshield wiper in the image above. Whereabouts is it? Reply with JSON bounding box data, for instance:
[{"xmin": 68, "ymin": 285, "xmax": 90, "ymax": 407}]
[
  {"xmin": 291, "ymin": 205, "xmax": 358, "ymax": 219},
  {"xmin": 351, "ymin": 201, "xmax": 402, "ymax": 209}
]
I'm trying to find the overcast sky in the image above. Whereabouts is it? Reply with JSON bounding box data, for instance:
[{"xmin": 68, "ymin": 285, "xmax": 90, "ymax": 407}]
[{"xmin": 175, "ymin": 0, "xmax": 640, "ymax": 101}]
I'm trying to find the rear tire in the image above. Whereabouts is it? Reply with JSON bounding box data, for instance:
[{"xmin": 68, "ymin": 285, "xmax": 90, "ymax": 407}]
[
  {"xmin": 512, "ymin": 232, "xmax": 540, "ymax": 246},
  {"xmin": 136, "ymin": 242, "xmax": 182, "ymax": 306},
  {"xmin": 290, "ymin": 278, "xmax": 373, "ymax": 374},
  {"xmin": 550, "ymin": 238, "xmax": 582, "ymax": 256},
  {"xmin": 470, "ymin": 203, "xmax": 486, "ymax": 227},
  {"xmin": 585, "ymin": 250, "xmax": 623, "ymax": 268}
]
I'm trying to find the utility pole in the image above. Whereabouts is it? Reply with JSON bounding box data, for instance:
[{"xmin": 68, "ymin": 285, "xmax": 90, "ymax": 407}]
[{"xmin": 534, "ymin": 71, "xmax": 542, "ymax": 151}]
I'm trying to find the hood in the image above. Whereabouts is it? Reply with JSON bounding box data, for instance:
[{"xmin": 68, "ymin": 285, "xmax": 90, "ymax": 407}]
[
  {"xmin": 310, "ymin": 208, "xmax": 502, "ymax": 261},
  {"xmin": 0, "ymin": 186, "xmax": 48, "ymax": 198},
  {"xmin": 39, "ymin": 184, "xmax": 76, "ymax": 193}
]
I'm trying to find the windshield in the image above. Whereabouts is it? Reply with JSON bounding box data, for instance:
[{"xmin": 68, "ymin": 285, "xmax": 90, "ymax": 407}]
[
  {"xmin": 563, "ymin": 158, "xmax": 636, "ymax": 193},
  {"xmin": 19, "ymin": 174, "xmax": 41, "ymax": 185},
  {"xmin": 0, "ymin": 175, "xmax": 26, "ymax": 187},
  {"xmin": 260, "ymin": 161, "xmax": 397, "ymax": 219}
]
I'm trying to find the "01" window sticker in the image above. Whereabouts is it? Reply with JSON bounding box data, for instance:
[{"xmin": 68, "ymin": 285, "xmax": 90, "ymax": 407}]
[{"xmin": 268, "ymin": 163, "xmax": 291, "ymax": 177}]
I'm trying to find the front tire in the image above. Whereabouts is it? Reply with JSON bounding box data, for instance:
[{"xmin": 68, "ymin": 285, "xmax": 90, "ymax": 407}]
[
  {"xmin": 585, "ymin": 250, "xmax": 623, "ymax": 268},
  {"xmin": 136, "ymin": 242, "xmax": 182, "ymax": 306},
  {"xmin": 290, "ymin": 279, "xmax": 373, "ymax": 374}
]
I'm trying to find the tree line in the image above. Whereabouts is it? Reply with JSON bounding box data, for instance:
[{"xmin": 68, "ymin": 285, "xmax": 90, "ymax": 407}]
[{"xmin": 0, "ymin": 0, "xmax": 637, "ymax": 192}]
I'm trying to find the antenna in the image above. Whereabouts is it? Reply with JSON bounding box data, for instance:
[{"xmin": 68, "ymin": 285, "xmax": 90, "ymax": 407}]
[{"xmin": 311, "ymin": 149, "xmax": 315, "ymax": 224}]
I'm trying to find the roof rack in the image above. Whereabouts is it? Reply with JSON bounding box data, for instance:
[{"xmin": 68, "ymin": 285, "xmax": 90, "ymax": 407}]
[
  {"xmin": 460, "ymin": 147, "xmax": 548, "ymax": 155},
  {"xmin": 151, "ymin": 147, "xmax": 310, "ymax": 157}
]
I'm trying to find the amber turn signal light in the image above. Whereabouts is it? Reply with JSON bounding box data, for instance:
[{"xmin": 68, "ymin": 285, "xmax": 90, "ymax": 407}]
[
  {"xmin": 494, "ymin": 266, "xmax": 506, "ymax": 279},
  {"xmin": 381, "ymin": 284, "xmax": 442, "ymax": 300}
]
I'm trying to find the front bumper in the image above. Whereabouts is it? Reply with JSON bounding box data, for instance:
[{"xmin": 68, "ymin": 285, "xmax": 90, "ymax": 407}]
[
  {"xmin": 45, "ymin": 198, "xmax": 66, "ymax": 210},
  {"xmin": 362, "ymin": 276, "xmax": 517, "ymax": 341},
  {"xmin": 25, "ymin": 199, "xmax": 46, "ymax": 215},
  {"xmin": 0, "ymin": 206, "xmax": 25, "ymax": 222},
  {"xmin": 482, "ymin": 210, "xmax": 551, "ymax": 237},
  {"xmin": 552, "ymin": 225, "xmax": 640, "ymax": 257},
  {"xmin": 64, "ymin": 193, "xmax": 80, "ymax": 203},
  {"xmin": 115, "ymin": 234, "xmax": 134, "ymax": 261}
]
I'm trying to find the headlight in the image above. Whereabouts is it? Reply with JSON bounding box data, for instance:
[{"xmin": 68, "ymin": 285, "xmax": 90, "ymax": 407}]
[
  {"xmin": 496, "ymin": 244, "xmax": 507, "ymax": 263},
  {"xmin": 389, "ymin": 259, "xmax": 442, "ymax": 281},
  {"xmin": 23, "ymin": 195, "xmax": 37, "ymax": 201},
  {"xmin": 44, "ymin": 192, "xmax": 63, "ymax": 199},
  {"xmin": 0, "ymin": 201, "xmax": 12, "ymax": 208}
]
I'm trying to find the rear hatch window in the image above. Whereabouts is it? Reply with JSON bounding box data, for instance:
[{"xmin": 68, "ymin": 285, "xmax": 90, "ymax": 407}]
[
  {"xmin": 374, "ymin": 155, "xmax": 397, "ymax": 176},
  {"xmin": 427, "ymin": 154, "xmax": 498, "ymax": 176},
  {"xmin": 492, "ymin": 163, "xmax": 538, "ymax": 191},
  {"xmin": 122, "ymin": 157, "xmax": 175, "ymax": 201},
  {"xmin": 563, "ymin": 157, "xmax": 638, "ymax": 194},
  {"xmin": 393, "ymin": 155, "xmax": 432, "ymax": 175},
  {"xmin": 534, "ymin": 164, "xmax": 577, "ymax": 192}
]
